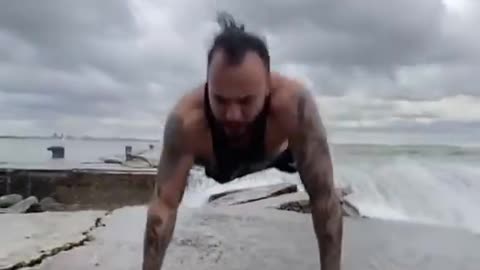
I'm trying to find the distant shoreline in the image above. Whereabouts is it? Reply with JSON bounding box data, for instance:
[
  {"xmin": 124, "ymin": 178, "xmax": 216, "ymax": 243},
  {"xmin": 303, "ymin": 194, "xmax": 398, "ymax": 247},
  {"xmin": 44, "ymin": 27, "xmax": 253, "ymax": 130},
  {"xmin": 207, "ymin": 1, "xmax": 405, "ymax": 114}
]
[
  {"xmin": 1, "ymin": 135, "xmax": 479, "ymax": 149},
  {"xmin": 0, "ymin": 135, "xmax": 159, "ymax": 142}
]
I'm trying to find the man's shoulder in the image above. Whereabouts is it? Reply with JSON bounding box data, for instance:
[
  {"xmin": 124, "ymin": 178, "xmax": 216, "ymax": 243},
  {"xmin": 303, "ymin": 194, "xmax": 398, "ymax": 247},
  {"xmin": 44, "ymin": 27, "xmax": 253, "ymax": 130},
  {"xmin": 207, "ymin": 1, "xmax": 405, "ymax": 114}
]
[
  {"xmin": 269, "ymin": 73, "xmax": 320, "ymax": 134},
  {"xmin": 270, "ymin": 74, "xmax": 309, "ymax": 116},
  {"xmin": 169, "ymin": 85, "xmax": 204, "ymax": 115},
  {"xmin": 163, "ymin": 85, "xmax": 208, "ymax": 148}
]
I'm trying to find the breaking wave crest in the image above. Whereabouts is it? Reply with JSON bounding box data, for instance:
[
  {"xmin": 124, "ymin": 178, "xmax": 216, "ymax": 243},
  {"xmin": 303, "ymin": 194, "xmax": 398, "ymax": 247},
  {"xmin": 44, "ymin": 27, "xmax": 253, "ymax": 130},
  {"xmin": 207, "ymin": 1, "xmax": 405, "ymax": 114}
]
[{"xmin": 184, "ymin": 145, "xmax": 480, "ymax": 234}]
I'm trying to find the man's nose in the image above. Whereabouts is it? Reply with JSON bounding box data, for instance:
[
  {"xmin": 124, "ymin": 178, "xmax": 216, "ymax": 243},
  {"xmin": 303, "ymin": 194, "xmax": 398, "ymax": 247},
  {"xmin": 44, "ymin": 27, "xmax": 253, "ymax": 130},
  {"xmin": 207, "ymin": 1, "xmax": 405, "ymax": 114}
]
[{"xmin": 225, "ymin": 104, "xmax": 242, "ymax": 121}]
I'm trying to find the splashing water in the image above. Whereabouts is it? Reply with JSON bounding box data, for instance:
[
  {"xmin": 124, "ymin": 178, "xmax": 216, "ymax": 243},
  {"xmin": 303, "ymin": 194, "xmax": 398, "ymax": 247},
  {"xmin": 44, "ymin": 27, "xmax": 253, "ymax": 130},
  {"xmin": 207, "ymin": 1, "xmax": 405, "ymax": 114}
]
[{"xmin": 183, "ymin": 144, "xmax": 480, "ymax": 234}]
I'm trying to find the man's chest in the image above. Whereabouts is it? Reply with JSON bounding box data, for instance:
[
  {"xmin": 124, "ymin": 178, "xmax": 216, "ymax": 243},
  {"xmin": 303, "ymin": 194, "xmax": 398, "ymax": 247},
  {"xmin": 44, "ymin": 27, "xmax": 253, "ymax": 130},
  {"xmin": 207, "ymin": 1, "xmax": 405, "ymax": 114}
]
[
  {"xmin": 191, "ymin": 114, "xmax": 293, "ymax": 183},
  {"xmin": 193, "ymin": 137, "xmax": 294, "ymax": 184}
]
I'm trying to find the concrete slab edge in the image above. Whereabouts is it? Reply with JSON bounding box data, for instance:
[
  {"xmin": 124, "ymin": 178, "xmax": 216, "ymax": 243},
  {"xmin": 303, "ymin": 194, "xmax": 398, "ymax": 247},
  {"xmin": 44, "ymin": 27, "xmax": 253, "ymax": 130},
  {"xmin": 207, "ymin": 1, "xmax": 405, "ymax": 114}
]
[{"xmin": 2, "ymin": 210, "xmax": 113, "ymax": 270}]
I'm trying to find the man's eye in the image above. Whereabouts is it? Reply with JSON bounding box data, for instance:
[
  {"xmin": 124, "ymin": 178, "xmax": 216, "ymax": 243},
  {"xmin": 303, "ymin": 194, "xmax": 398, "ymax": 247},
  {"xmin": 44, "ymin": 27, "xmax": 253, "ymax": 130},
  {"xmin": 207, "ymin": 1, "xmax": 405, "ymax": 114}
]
[
  {"xmin": 239, "ymin": 97, "xmax": 252, "ymax": 105},
  {"xmin": 215, "ymin": 96, "xmax": 226, "ymax": 104}
]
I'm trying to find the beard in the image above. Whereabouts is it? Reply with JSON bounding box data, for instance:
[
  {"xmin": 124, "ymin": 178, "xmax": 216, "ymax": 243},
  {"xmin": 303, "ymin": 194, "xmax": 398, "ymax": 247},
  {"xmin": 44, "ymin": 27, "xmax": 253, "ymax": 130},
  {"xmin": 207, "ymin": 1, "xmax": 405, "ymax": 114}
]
[
  {"xmin": 220, "ymin": 121, "xmax": 254, "ymax": 147},
  {"xmin": 224, "ymin": 124, "xmax": 247, "ymax": 137}
]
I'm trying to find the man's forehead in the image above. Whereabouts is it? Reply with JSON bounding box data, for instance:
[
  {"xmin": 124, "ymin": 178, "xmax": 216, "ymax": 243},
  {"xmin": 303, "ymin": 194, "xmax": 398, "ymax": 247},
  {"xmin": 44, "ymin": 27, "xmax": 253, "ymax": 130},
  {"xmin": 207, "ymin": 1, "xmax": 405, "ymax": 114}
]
[
  {"xmin": 209, "ymin": 50, "xmax": 267, "ymax": 75},
  {"xmin": 208, "ymin": 53, "xmax": 268, "ymax": 95},
  {"xmin": 210, "ymin": 49, "xmax": 264, "ymax": 66},
  {"xmin": 209, "ymin": 84, "xmax": 262, "ymax": 99}
]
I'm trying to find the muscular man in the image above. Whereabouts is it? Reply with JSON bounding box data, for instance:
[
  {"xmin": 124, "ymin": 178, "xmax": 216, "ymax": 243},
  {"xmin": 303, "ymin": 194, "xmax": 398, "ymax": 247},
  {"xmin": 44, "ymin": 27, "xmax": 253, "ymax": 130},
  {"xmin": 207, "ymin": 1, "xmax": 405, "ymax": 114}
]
[{"xmin": 142, "ymin": 14, "xmax": 343, "ymax": 270}]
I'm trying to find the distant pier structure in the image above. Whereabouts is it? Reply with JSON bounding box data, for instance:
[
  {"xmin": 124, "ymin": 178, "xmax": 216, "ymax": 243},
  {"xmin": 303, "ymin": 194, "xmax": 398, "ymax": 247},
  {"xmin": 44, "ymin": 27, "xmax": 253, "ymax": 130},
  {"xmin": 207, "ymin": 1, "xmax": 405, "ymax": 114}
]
[
  {"xmin": 47, "ymin": 146, "xmax": 65, "ymax": 159},
  {"xmin": 125, "ymin": 145, "xmax": 133, "ymax": 161}
]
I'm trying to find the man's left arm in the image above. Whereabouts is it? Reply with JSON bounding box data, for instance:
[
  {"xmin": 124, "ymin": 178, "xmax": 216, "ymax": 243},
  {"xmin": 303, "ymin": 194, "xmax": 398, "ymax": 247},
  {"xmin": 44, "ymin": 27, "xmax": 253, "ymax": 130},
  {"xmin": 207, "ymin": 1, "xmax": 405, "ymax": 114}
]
[{"xmin": 287, "ymin": 88, "xmax": 343, "ymax": 270}]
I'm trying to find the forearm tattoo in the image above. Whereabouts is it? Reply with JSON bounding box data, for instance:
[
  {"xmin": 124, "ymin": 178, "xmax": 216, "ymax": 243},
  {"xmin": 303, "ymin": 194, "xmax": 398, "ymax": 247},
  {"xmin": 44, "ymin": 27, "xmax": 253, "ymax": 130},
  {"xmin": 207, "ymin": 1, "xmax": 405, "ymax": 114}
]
[
  {"xmin": 291, "ymin": 89, "xmax": 343, "ymax": 270},
  {"xmin": 142, "ymin": 113, "xmax": 185, "ymax": 270}
]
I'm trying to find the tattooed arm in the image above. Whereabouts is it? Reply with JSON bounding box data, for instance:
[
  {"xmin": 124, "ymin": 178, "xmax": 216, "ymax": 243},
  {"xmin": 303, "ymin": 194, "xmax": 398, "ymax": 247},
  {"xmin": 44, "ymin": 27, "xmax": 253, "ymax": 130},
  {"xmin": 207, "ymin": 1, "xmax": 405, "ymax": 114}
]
[
  {"xmin": 142, "ymin": 111, "xmax": 194, "ymax": 270},
  {"xmin": 287, "ymin": 88, "xmax": 343, "ymax": 270}
]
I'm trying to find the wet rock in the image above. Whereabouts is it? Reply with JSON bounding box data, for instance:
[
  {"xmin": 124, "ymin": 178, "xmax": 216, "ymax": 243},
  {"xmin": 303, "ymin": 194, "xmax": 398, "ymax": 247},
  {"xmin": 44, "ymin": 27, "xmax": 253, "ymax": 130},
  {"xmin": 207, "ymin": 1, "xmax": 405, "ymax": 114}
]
[
  {"xmin": 208, "ymin": 183, "xmax": 298, "ymax": 206},
  {"xmin": 26, "ymin": 203, "xmax": 44, "ymax": 213},
  {"xmin": 337, "ymin": 185, "xmax": 353, "ymax": 197},
  {"xmin": 277, "ymin": 199, "xmax": 310, "ymax": 213},
  {"xmin": 0, "ymin": 194, "xmax": 23, "ymax": 208},
  {"xmin": 40, "ymin": 197, "xmax": 65, "ymax": 211},
  {"xmin": 276, "ymin": 198, "xmax": 362, "ymax": 218},
  {"xmin": 341, "ymin": 198, "xmax": 361, "ymax": 217},
  {"xmin": 102, "ymin": 158, "xmax": 123, "ymax": 164},
  {"xmin": 8, "ymin": 196, "xmax": 39, "ymax": 213},
  {"xmin": 237, "ymin": 185, "xmax": 363, "ymax": 218},
  {"xmin": 208, "ymin": 189, "xmax": 243, "ymax": 202}
]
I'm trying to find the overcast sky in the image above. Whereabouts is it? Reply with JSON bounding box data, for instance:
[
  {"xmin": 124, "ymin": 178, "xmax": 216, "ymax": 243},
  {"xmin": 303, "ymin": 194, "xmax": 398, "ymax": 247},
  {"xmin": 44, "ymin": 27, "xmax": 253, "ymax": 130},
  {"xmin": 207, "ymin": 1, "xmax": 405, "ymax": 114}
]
[{"xmin": 0, "ymin": 0, "xmax": 479, "ymax": 144}]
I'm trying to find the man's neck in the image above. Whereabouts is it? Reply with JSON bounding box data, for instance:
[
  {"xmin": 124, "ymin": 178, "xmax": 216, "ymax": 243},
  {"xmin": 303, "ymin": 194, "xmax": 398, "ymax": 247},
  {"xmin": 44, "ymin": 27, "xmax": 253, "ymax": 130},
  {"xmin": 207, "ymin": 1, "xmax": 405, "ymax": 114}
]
[{"xmin": 224, "ymin": 130, "xmax": 254, "ymax": 150}]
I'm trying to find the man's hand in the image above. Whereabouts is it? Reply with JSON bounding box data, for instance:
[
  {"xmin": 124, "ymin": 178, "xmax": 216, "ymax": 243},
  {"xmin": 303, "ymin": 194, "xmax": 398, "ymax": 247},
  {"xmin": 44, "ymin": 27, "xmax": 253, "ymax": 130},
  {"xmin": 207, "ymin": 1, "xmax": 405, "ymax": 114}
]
[
  {"xmin": 142, "ymin": 112, "xmax": 193, "ymax": 270},
  {"xmin": 288, "ymin": 88, "xmax": 343, "ymax": 270}
]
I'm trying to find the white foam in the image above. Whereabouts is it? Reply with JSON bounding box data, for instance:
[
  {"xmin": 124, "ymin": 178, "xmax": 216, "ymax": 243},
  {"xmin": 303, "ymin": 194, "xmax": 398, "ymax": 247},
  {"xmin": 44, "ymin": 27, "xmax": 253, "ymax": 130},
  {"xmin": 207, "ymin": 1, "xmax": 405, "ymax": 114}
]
[
  {"xmin": 182, "ymin": 151, "xmax": 480, "ymax": 234},
  {"xmin": 336, "ymin": 155, "xmax": 480, "ymax": 233},
  {"xmin": 181, "ymin": 167, "xmax": 300, "ymax": 208}
]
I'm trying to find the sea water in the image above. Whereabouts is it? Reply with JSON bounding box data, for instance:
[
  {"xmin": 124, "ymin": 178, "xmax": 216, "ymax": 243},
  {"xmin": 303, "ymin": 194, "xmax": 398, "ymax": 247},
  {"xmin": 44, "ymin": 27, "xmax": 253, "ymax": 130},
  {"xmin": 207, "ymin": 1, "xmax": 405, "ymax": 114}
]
[
  {"xmin": 182, "ymin": 143, "xmax": 480, "ymax": 235},
  {"xmin": 1, "ymin": 138, "xmax": 479, "ymax": 234}
]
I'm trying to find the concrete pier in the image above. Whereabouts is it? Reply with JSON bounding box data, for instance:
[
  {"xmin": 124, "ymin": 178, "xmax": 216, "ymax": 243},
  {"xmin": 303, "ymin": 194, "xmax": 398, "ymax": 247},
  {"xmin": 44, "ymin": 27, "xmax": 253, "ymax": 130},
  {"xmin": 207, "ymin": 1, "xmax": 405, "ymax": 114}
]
[
  {"xmin": 0, "ymin": 166, "xmax": 156, "ymax": 210},
  {"xmin": 0, "ymin": 204, "xmax": 478, "ymax": 270}
]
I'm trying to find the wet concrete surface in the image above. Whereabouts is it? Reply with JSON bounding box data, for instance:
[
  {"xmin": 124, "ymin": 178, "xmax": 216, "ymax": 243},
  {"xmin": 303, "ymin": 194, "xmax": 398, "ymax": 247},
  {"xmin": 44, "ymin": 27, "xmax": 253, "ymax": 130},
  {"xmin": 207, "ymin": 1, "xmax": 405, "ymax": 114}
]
[{"xmin": 10, "ymin": 204, "xmax": 480, "ymax": 270}]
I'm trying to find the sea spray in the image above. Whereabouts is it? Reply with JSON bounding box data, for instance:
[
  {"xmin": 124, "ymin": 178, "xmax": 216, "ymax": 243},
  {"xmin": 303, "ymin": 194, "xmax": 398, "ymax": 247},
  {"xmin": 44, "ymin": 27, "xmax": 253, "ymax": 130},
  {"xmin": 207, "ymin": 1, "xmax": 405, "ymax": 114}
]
[
  {"xmin": 182, "ymin": 167, "xmax": 301, "ymax": 207},
  {"xmin": 183, "ymin": 145, "xmax": 480, "ymax": 234},
  {"xmin": 332, "ymin": 148, "xmax": 480, "ymax": 234}
]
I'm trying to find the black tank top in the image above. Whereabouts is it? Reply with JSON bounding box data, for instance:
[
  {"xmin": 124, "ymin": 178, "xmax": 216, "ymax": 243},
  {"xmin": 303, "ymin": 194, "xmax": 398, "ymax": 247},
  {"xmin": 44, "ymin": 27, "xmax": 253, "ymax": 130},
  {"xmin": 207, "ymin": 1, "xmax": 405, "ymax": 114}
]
[{"xmin": 202, "ymin": 83, "xmax": 297, "ymax": 184}]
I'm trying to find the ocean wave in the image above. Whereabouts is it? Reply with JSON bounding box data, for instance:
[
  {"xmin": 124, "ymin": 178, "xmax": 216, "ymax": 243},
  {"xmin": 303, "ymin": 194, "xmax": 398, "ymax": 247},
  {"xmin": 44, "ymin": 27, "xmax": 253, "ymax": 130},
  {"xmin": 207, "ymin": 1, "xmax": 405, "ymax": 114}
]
[
  {"xmin": 184, "ymin": 154, "xmax": 480, "ymax": 234},
  {"xmin": 332, "ymin": 143, "xmax": 480, "ymax": 157}
]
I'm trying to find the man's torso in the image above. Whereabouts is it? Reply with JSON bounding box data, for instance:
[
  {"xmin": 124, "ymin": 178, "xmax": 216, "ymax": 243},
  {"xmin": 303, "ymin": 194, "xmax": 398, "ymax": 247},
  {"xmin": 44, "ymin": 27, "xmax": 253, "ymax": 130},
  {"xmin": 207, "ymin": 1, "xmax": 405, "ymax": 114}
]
[{"xmin": 177, "ymin": 73, "xmax": 302, "ymax": 183}]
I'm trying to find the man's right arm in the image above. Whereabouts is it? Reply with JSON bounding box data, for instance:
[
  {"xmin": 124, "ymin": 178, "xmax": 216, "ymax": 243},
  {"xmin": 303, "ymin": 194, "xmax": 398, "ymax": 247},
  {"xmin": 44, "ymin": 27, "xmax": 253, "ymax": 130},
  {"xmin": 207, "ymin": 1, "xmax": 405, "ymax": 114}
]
[{"xmin": 142, "ymin": 112, "xmax": 194, "ymax": 270}]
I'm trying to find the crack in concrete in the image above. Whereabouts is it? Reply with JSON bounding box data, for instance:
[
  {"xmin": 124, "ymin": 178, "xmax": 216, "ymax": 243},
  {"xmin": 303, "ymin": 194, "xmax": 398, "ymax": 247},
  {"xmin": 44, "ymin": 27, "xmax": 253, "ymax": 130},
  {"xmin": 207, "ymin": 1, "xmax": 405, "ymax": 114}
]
[{"xmin": 3, "ymin": 210, "xmax": 113, "ymax": 270}]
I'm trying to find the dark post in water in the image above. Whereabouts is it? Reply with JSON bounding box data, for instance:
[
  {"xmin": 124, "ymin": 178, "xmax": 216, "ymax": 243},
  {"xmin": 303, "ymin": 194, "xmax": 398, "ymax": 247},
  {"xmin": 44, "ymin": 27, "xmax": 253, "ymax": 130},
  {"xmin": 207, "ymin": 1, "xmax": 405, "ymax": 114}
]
[
  {"xmin": 125, "ymin": 145, "xmax": 133, "ymax": 161},
  {"xmin": 47, "ymin": 146, "xmax": 65, "ymax": 159}
]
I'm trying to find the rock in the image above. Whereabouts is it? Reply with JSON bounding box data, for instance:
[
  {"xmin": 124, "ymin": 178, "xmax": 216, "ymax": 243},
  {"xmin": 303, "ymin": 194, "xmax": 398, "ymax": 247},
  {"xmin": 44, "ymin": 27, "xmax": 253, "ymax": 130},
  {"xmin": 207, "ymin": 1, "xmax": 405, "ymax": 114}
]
[
  {"xmin": 341, "ymin": 198, "xmax": 361, "ymax": 217},
  {"xmin": 26, "ymin": 203, "xmax": 44, "ymax": 213},
  {"xmin": 277, "ymin": 199, "xmax": 311, "ymax": 213},
  {"xmin": 0, "ymin": 194, "xmax": 23, "ymax": 208},
  {"xmin": 40, "ymin": 197, "xmax": 65, "ymax": 211},
  {"xmin": 208, "ymin": 189, "xmax": 244, "ymax": 202},
  {"xmin": 337, "ymin": 185, "xmax": 353, "ymax": 197},
  {"xmin": 102, "ymin": 158, "xmax": 123, "ymax": 164},
  {"xmin": 238, "ymin": 186, "xmax": 363, "ymax": 218},
  {"xmin": 8, "ymin": 196, "xmax": 39, "ymax": 213},
  {"xmin": 208, "ymin": 183, "xmax": 298, "ymax": 206},
  {"xmin": 208, "ymin": 184, "xmax": 360, "ymax": 217},
  {"xmin": 276, "ymin": 198, "xmax": 362, "ymax": 218}
]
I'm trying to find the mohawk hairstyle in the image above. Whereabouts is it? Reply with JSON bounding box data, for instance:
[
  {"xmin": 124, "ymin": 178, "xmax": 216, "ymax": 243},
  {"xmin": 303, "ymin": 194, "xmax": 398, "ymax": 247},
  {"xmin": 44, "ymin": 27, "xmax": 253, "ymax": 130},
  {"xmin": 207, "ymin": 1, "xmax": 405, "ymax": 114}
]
[{"xmin": 207, "ymin": 11, "xmax": 270, "ymax": 72}]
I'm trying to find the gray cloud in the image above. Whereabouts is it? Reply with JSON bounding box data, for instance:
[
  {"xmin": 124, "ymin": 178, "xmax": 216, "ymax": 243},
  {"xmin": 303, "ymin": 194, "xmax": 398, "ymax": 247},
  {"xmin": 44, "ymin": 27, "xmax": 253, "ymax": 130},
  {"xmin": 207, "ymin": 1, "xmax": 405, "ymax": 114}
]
[
  {"xmin": 0, "ymin": 0, "xmax": 204, "ymax": 137},
  {"xmin": 215, "ymin": 0, "xmax": 480, "ymax": 100},
  {"xmin": 0, "ymin": 0, "xmax": 479, "ymax": 143},
  {"xmin": 215, "ymin": 0, "xmax": 445, "ymax": 67}
]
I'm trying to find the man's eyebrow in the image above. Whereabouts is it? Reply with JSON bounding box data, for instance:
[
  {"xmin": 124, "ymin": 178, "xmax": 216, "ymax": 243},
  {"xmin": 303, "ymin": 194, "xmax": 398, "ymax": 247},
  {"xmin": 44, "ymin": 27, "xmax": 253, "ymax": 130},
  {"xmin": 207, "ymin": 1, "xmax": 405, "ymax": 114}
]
[
  {"xmin": 213, "ymin": 93, "xmax": 227, "ymax": 99},
  {"xmin": 213, "ymin": 93, "xmax": 254, "ymax": 100},
  {"xmin": 238, "ymin": 94, "xmax": 254, "ymax": 99}
]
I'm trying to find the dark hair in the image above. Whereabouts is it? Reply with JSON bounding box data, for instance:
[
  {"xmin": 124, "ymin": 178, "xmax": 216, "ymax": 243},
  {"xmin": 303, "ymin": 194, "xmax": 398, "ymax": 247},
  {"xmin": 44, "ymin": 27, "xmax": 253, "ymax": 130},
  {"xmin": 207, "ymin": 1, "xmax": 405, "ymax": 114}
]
[{"xmin": 207, "ymin": 12, "xmax": 270, "ymax": 72}]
